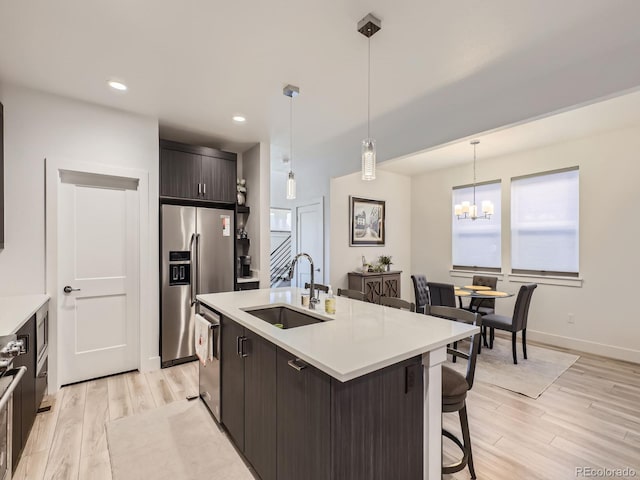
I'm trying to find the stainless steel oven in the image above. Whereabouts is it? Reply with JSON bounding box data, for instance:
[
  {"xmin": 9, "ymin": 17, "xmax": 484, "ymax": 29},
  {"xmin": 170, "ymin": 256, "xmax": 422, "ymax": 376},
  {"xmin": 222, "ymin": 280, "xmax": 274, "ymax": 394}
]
[
  {"xmin": 197, "ymin": 304, "xmax": 220, "ymax": 422},
  {"xmin": 0, "ymin": 334, "xmax": 28, "ymax": 480}
]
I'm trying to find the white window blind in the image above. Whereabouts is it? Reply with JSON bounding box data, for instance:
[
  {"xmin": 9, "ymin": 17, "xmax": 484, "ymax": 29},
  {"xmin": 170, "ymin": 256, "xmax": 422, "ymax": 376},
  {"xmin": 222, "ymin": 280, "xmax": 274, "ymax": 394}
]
[
  {"xmin": 511, "ymin": 168, "xmax": 579, "ymax": 275},
  {"xmin": 452, "ymin": 182, "xmax": 501, "ymax": 269}
]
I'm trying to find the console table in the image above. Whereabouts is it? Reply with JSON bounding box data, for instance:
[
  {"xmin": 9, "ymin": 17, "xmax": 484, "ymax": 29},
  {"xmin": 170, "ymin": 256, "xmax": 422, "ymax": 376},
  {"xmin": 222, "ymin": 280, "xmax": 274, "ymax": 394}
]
[{"xmin": 348, "ymin": 270, "xmax": 402, "ymax": 304}]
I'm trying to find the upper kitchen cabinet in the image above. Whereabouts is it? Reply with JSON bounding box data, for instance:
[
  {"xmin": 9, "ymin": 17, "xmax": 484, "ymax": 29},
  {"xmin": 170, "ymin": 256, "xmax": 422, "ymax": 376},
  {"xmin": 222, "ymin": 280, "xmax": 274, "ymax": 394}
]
[{"xmin": 160, "ymin": 140, "xmax": 237, "ymax": 203}]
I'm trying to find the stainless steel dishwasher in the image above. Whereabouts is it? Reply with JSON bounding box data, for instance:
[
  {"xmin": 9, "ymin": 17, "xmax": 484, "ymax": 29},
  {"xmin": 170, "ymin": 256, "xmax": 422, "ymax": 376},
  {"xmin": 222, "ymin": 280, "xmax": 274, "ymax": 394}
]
[{"xmin": 198, "ymin": 304, "xmax": 221, "ymax": 422}]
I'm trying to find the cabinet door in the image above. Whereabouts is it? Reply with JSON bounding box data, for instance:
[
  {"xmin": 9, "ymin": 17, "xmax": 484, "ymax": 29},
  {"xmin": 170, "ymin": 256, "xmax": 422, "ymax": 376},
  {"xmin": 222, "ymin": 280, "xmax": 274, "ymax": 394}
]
[
  {"xmin": 382, "ymin": 273, "xmax": 401, "ymax": 299},
  {"xmin": 12, "ymin": 315, "xmax": 36, "ymax": 471},
  {"xmin": 244, "ymin": 330, "xmax": 277, "ymax": 480},
  {"xmin": 331, "ymin": 356, "xmax": 423, "ymax": 480},
  {"xmin": 363, "ymin": 277, "xmax": 382, "ymax": 304},
  {"xmin": 277, "ymin": 348, "xmax": 330, "ymax": 480},
  {"xmin": 160, "ymin": 148, "xmax": 201, "ymax": 199},
  {"xmin": 220, "ymin": 316, "xmax": 245, "ymax": 449},
  {"xmin": 201, "ymin": 155, "xmax": 236, "ymax": 203}
]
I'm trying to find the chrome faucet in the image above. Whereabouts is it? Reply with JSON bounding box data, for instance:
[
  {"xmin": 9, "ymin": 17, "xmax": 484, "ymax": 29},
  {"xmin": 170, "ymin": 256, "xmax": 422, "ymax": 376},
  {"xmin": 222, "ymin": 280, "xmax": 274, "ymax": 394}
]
[{"xmin": 288, "ymin": 253, "xmax": 319, "ymax": 309}]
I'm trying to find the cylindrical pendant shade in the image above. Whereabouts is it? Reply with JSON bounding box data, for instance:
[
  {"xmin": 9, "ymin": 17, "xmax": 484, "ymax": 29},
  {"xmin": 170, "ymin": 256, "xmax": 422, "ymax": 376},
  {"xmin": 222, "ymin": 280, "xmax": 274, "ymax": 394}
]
[
  {"xmin": 361, "ymin": 138, "xmax": 376, "ymax": 181},
  {"xmin": 286, "ymin": 171, "xmax": 296, "ymax": 200}
]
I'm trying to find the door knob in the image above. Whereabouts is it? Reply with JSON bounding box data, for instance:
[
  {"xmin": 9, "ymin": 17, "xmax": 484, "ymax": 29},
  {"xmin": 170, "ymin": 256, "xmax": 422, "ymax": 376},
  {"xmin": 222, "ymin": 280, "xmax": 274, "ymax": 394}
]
[
  {"xmin": 63, "ymin": 286, "xmax": 81, "ymax": 294},
  {"xmin": 315, "ymin": 268, "xmax": 321, "ymax": 272}
]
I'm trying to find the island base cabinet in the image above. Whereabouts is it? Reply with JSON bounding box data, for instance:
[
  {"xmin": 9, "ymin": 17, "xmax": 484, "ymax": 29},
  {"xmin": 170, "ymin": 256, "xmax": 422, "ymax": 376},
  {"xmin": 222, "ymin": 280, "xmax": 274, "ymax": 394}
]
[
  {"xmin": 221, "ymin": 317, "xmax": 245, "ymax": 449},
  {"xmin": 244, "ymin": 331, "xmax": 277, "ymax": 480},
  {"xmin": 330, "ymin": 356, "xmax": 424, "ymax": 480},
  {"xmin": 276, "ymin": 348, "xmax": 330, "ymax": 480}
]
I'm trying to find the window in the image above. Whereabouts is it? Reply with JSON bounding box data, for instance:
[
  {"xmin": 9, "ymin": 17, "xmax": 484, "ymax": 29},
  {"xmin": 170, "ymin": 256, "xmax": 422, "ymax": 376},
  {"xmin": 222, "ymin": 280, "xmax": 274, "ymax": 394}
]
[
  {"xmin": 511, "ymin": 168, "xmax": 579, "ymax": 276},
  {"xmin": 270, "ymin": 208, "xmax": 291, "ymax": 232},
  {"xmin": 452, "ymin": 181, "xmax": 501, "ymax": 270}
]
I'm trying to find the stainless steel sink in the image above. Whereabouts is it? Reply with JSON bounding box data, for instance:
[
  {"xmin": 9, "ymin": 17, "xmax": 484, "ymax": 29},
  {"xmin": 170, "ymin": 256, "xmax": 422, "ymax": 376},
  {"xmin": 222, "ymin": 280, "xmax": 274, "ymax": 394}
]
[{"xmin": 243, "ymin": 305, "xmax": 325, "ymax": 329}]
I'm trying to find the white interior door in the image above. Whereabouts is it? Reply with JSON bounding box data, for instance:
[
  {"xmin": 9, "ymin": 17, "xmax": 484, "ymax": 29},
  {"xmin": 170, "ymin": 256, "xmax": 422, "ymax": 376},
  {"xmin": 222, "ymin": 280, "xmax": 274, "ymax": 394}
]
[
  {"xmin": 57, "ymin": 171, "xmax": 139, "ymax": 385},
  {"xmin": 296, "ymin": 199, "xmax": 324, "ymax": 287}
]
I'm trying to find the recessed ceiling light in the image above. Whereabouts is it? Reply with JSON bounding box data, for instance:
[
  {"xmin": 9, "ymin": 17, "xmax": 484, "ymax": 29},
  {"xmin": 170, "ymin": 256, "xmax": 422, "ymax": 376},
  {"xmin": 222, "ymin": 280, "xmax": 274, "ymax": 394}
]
[
  {"xmin": 108, "ymin": 80, "xmax": 128, "ymax": 91},
  {"xmin": 232, "ymin": 115, "xmax": 246, "ymax": 123}
]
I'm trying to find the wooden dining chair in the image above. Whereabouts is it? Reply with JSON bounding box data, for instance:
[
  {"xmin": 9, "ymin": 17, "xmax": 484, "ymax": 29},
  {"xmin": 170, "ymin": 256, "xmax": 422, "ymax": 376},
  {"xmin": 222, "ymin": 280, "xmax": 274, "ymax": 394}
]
[
  {"xmin": 482, "ymin": 284, "xmax": 537, "ymax": 364},
  {"xmin": 425, "ymin": 305, "xmax": 482, "ymax": 479},
  {"xmin": 336, "ymin": 288, "xmax": 366, "ymax": 302},
  {"xmin": 380, "ymin": 296, "xmax": 415, "ymax": 312}
]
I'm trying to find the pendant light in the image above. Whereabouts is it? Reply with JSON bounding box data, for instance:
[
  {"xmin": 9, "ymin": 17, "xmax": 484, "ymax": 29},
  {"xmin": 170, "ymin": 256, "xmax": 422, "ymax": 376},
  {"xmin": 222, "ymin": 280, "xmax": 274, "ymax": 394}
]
[
  {"xmin": 358, "ymin": 13, "xmax": 381, "ymax": 181},
  {"xmin": 455, "ymin": 140, "xmax": 494, "ymax": 220},
  {"xmin": 283, "ymin": 84, "xmax": 299, "ymax": 200}
]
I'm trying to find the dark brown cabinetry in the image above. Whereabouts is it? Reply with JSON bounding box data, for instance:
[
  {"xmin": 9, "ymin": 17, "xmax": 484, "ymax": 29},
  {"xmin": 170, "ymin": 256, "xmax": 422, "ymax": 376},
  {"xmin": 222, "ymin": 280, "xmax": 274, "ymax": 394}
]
[
  {"xmin": 12, "ymin": 314, "xmax": 37, "ymax": 471},
  {"xmin": 219, "ymin": 314, "xmax": 423, "ymax": 480},
  {"xmin": 220, "ymin": 317, "xmax": 276, "ymax": 480},
  {"xmin": 348, "ymin": 271, "xmax": 402, "ymax": 304},
  {"xmin": 331, "ymin": 356, "xmax": 423, "ymax": 480},
  {"xmin": 277, "ymin": 349, "xmax": 330, "ymax": 480},
  {"xmin": 159, "ymin": 140, "xmax": 236, "ymax": 203}
]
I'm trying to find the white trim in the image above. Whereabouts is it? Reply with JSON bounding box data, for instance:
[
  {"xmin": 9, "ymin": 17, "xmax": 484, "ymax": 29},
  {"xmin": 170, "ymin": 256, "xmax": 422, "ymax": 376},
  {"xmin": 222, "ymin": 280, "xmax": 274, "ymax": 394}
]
[
  {"xmin": 526, "ymin": 329, "xmax": 639, "ymax": 364},
  {"xmin": 46, "ymin": 158, "xmax": 152, "ymax": 392},
  {"xmin": 450, "ymin": 269, "xmax": 505, "ymax": 281},
  {"xmin": 508, "ymin": 273, "xmax": 583, "ymax": 287}
]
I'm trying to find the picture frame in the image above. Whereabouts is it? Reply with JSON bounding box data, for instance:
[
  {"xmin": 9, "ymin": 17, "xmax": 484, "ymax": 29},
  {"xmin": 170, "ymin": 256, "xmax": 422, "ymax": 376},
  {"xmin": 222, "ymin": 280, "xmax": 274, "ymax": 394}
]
[{"xmin": 349, "ymin": 196, "xmax": 385, "ymax": 246}]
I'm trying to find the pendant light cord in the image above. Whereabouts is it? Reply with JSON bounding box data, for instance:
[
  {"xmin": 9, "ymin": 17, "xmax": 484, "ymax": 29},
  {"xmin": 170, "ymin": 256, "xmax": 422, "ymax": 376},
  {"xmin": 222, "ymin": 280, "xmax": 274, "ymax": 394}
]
[
  {"xmin": 473, "ymin": 142, "xmax": 477, "ymax": 205},
  {"xmin": 290, "ymin": 95, "xmax": 293, "ymax": 172},
  {"xmin": 367, "ymin": 35, "xmax": 371, "ymax": 139}
]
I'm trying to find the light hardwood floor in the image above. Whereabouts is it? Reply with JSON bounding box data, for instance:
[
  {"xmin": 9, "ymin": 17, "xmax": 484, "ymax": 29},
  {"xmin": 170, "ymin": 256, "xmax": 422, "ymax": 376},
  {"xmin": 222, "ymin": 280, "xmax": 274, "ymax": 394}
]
[{"xmin": 14, "ymin": 347, "xmax": 640, "ymax": 480}]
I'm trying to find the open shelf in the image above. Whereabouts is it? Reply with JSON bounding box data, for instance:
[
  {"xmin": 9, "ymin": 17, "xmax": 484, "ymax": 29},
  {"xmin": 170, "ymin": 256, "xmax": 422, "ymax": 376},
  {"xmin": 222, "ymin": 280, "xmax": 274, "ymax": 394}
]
[{"xmin": 237, "ymin": 205, "xmax": 250, "ymax": 214}]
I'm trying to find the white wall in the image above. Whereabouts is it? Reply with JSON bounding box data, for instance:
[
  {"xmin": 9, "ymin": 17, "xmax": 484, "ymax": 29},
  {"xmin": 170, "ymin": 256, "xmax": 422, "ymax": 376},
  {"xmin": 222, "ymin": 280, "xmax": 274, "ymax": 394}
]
[
  {"xmin": 0, "ymin": 84, "xmax": 160, "ymax": 381},
  {"xmin": 411, "ymin": 125, "xmax": 640, "ymax": 363},
  {"xmin": 243, "ymin": 142, "xmax": 271, "ymax": 286},
  {"xmin": 330, "ymin": 170, "xmax": 412, "ymax": 299}
]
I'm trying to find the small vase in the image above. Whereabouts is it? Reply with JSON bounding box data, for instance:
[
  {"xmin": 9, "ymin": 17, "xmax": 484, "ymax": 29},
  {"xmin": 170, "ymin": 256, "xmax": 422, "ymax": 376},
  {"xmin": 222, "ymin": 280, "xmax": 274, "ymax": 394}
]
[{"xmin": 385, "ymin": 264, "xmax": 391, "ymax": 272}]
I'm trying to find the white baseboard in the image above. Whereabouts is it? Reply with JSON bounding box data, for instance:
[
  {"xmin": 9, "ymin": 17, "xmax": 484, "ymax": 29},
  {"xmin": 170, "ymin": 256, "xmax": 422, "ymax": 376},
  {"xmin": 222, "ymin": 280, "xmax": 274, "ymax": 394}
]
[
  {"xmin": 526, "ymin": 330, "xmax": 640, "ymax": 364},
  {"xmin": 140, "ymin": 355, "xmax": 161, "ymax": 372}
]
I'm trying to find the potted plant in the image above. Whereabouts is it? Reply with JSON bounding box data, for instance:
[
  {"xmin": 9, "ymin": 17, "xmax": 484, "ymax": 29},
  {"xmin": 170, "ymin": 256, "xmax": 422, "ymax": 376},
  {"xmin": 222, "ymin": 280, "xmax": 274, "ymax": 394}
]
[{"xmin": 378, "ymin": 255, "xmax": 393, "ymax": 272}]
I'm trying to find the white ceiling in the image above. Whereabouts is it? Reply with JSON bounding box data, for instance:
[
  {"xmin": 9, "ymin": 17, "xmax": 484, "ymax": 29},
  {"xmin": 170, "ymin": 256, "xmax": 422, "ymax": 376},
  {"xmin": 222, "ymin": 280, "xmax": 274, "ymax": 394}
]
[
  {"xmin": 380, "ymin": 88, "xmax": 640, "ymax": 175},
  {"xmin": 2, "ymin": 0, "xmax": 640, "ymax": 176}
]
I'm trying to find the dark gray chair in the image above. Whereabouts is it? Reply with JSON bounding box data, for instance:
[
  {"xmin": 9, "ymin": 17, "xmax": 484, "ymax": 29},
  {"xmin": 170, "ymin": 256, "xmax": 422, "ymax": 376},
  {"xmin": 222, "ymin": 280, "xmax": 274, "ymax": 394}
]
[
  {"xmin": 467, "ymin": 275, "xmax": 498, "ymax": 315},
  {"xmin": 426, "ymin": 282, "xmax": 457, "ymax": 307},
  {"xmin": 336, "ymin": 288, "xmax": 366, "ymax": 301},
  {"xmin": 380, "ymin": 296, "xmax": 415, "ymax": 312},
  {"xmin": 411, "ymin": 274, "xmax": 429, "ymax": 314},
  {"xmin": 482, "ymin": 284, "xmax": 538, "ymax": 364},
  {"xmin": 426, "ymin": 305, "xmax": 482, "ymax": 479}
]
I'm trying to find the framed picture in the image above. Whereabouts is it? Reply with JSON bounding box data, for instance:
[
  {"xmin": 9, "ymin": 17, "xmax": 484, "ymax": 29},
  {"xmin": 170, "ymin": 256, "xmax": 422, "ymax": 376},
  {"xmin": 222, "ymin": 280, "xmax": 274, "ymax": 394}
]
[{"xmin": 350, "ymin": 196, "xmax": 385, "ymax": 246}]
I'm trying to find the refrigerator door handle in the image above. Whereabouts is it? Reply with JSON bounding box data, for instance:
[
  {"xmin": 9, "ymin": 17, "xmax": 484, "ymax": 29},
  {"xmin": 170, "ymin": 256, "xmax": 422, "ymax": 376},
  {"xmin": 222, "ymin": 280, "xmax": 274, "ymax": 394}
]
[
  {"xmin": 192, "ymin": 233, "xmax": 201, "ymax": 306},
  {"xmin": 189, "ymin": 233, "xmax": 196, "ymax": 306}
]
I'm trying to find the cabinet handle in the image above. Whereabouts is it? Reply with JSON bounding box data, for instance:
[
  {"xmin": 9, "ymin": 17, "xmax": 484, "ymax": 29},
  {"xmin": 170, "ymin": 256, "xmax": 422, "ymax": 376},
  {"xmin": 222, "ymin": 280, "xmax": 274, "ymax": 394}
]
[
  {"xmin": 287, "ymin": 358, "xmax": 308, "ymax": 371},
  {"xmin": 236, "ymin": 336, "xmax": 242, "ymax": 356},
  {"xmin": 203, "ymin": 183, "xmax": 206, "ymax": 194},
  {"xmin": 240, "ymin": 337, "xmax": 249, "ymax": 358},
  {"xmin": 198, "ymin": 183, "xmax": 202, "ymax": 195}
]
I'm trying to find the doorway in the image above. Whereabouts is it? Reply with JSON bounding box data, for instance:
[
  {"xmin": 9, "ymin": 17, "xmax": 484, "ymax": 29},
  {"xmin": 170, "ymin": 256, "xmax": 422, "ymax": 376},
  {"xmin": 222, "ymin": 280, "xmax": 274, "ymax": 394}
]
[{"xmin": 295, "ymin": 198, "xmax": 324, "ymax": 287}]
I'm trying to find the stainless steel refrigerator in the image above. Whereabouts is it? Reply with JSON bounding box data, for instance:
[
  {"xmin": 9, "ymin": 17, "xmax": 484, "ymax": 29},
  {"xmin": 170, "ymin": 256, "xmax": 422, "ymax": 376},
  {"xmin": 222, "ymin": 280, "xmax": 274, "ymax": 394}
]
[{"xmin": 161, "ymin": 204, "xmax": 234, "ymax": 367}]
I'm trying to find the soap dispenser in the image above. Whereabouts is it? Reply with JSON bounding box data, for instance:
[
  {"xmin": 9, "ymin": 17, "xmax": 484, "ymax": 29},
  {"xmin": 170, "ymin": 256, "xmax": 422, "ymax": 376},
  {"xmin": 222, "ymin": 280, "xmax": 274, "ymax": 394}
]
[{"xmin": 325, "ymin": 285, "xmax": 336, "ymax": 314}]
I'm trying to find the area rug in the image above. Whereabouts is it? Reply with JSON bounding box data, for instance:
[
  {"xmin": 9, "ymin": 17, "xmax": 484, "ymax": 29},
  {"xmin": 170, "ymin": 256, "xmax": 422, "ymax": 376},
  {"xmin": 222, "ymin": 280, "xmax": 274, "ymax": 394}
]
[
  {"xmin": 450, "ymin": 339, "xmax": 579, "ymax": 398},
  {"xmin": 106, "ymin": 400, "xmax": 254, "ymax": 480}
]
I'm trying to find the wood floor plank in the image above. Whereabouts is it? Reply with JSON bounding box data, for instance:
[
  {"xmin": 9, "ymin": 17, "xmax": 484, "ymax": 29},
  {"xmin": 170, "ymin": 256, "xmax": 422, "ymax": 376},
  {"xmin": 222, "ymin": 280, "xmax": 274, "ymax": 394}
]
[
  {"xmin": 163, "ymin": 363, "xmax": 197, "ymax": 400},
  {"xmin": 43, "ymin": 382, "xmax": 87, "ymax": 480},
  {"xmin": 108, "ymin": 374, "xmax": 133, "ymax": 421},
  {"xmin": 144, "ymin": 368, "xmax": 177, "ymax": 406},
  {"xmin": 125, "ymin": 371, "xmax": 157, "ymax": 414}
]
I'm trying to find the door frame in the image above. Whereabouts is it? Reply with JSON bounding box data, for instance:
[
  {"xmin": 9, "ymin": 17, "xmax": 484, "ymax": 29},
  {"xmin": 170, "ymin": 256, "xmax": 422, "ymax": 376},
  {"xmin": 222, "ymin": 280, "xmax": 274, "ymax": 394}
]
[
  {"xmin": 45, "ymin": 158, "xmax": 150, "ymax": 392},
  {"xmin": 294, "ymin": 197, "xmax": 325, "ymax": 287}
]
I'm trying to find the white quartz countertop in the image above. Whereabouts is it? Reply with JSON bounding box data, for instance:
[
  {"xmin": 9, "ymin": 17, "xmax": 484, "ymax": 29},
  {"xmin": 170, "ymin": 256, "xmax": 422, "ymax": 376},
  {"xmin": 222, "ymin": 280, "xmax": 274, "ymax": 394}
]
[
  {"xmin": 197, "ymin": 287, "xmax": 477, "ymax": 382},
  {"xmin": 0, "ymin": 294, "xmax": 50, "ymax": 335}
]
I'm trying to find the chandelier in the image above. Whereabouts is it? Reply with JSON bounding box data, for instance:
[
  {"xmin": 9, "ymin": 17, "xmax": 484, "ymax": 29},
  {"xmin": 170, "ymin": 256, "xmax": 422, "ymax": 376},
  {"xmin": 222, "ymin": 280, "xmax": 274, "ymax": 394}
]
[{"xmin": 454, "ymin": 140, "xmax": 494, "ymax": 220}]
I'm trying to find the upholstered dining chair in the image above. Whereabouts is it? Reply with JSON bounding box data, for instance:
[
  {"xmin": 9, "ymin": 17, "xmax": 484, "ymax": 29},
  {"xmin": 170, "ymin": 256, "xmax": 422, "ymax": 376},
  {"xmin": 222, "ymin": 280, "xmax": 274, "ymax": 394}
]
[
  {"xmin": 482, "ymin": 283, "xmax": 538, "ymax": 364},
  {"xmin": 467, "ymin": 275, "xmax": 498, "ymax": 315},
  {"xmin": 426, "ymin": 305, "xmax": 482, "ymax": 479},
  {"xmin": 411, "ymin": 274, "xmax": 429, "ymax": 314},
  {"xmin": 336, "ymin": 288, "xmax": 367, "ymax": 302},
  {"xmin": 379, "ymin": 296, "xmax": 415, "ymax": 312},
  {"xmin": 426, "ymin": 282, "xmax": 457, "ymax": 307}
]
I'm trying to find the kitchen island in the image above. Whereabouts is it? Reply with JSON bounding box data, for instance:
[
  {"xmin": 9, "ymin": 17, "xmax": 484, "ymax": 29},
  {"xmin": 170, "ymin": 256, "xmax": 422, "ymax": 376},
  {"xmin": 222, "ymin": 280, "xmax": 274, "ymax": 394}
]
[{"xmin": 197, "ymin": 287, "xmax": 477, "ymax": 480}]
